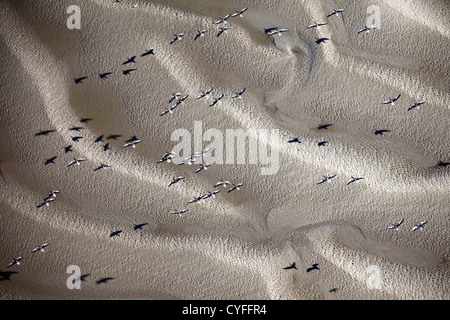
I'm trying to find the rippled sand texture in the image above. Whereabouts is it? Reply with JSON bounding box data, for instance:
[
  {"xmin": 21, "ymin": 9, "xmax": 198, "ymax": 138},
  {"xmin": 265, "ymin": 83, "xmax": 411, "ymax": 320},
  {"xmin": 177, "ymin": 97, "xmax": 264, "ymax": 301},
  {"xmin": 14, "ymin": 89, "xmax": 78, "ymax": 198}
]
[{"xmin": 0, "ymin": 0, "xmax": 449, "ymax": 299}]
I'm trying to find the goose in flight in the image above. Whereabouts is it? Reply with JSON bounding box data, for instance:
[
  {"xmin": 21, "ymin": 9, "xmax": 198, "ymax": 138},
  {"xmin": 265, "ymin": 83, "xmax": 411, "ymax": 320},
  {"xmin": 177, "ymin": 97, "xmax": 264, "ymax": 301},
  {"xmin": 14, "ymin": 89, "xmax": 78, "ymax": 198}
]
[
  {"xmin": 194, "ymin": 29, "xmax": 207, "ymax": 40},
  {"xmin": 168, "ymin": 176, "xmax": 185, "ymax": 187},
  {"xmin": 307, "ymin": 22, "xmax": 328, "ymax": 29},
  {"xmin": 214, "ymin": 180, "xmax": 231, "ymax": 188},
  {"xmin": 231, "ymin": 7, "xmax": 248, "ymax": 18},
  {"xmin": 169, "ymin": 92, "xmax": 182, "ymax": 103},
  {"xmin": 213, "ymin": 14, "xmax": 231, "ymax": 25},
  {"xmin": 32, "ymin": 243, "xmax": 49, "ymax": 253},
  {"xmin": 317, "ymin": 174, "xmax": 336, "ymax": 184},
  {"xmin": 7, "ymin": 257, "xmax": 23, "ymax": 268},
  {"xmin": 217, "ymin": 26, "xmax": 231, "ymax": 37},
  {"xmin": 358, "ymin": 25, "xmax": 376, "ymax": 34},
  {"xmin": 180, "ymin": 154, "xmax": 200, "ymax": 165},
  {"xmin": 170, "ymin": 33, "xmax": 184, "ymax": 44},
  {"xmin": 327, "ymin": 9, "xmax": 345, "ymax": 17},
  {"xmin": 346, "ymin": 176, "xmax": 364, "ymax": 185},
  {"xmin": 160, "ymin": 107, "xmax": 174, "ymax": 116},
  {"xmin": 387, "ymin": 219, "xmax": 404, "ymax": 231},
  {"xmin": 195, "ymin": 163, "xmax": 210, "ymax": 173},
  {"xmin": 202, "ymin": 190, "xmax": 220, "ymax": 200},
  {"xmin": 382, "ymin": 94, "xmax": 401, "ymax": 105},
  {"xmin": 231, "ymin": 88, "xmax": 246, "ymax": 98},
  {"xmin": 188, "ymin": 195, "xmax": 204, "ymax": 204},
  {"xmin": 267, "ymin": 28, "xmax": 289, "ymax": 36},
  {"xmin": 209, "ymin": 93, "xmax": 224, "ymax": 106},
  {"xmin": 196, "ymin": 88, "xmax": 213, "ymax": 99},
  {"xmin": 37, "ymin": 197, "xmax": 55, "ymax": 208},
  {"xmin": 94, "ymin": 163, "xmax": 111, "ymax": 171},
  {"xmin": 44, "ymin": 190, "xmax": 60, "ymax": 201},
  {"xmin": 228, "ymin": 183, "xmax": 243, "ymax": 193},
  {"xmin": 157, "ymin": 151, "xmax": 177, "ymax": 163},
  {"xmin": 122, "ymin": 139, "xmax": 142, "ymax": 148},
  {"xmin": 68, "ymin": 158, "xmax": 86, "ymax": 167},
  {"xmin": 408, "ymin": 101, "xmax": 425, "ymax": 111},
  {"xmin": 411, "ymin": 221, "xmax": 427, "ymax": 231},
  {"xmin": 170, "ymin": 209, "xmax": 188, "ymax": 217}
]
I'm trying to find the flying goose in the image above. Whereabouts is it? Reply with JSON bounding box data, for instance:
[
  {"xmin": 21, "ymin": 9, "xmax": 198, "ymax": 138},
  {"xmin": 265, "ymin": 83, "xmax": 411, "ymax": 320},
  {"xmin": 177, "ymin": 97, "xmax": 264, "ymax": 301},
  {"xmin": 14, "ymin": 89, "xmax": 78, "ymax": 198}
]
[
  {"xmin": 209, "ymin": 93, "xmax": 224, "ymax": 106},
  {"xmin": 217, "ymin": 26, "xmax": 231, "ymax": 37},
  {"xmin": 37, "ymin": 197, "xmax": 55, "ymax": 208},
  {"xmin": 68, "ymin": 158, "xmax": 86, "ymax": 167},
  {"xmin": 228, "ymin": 183, "xmax": 243, "ymax": 193},
  {"xmin": 194, "ymin": 29, "xmax": 207, "ymax": 40},
  {"xmin": 94, "ymin": 163, "xmax": 111, "ymax": 171},
  {"xmin": 122, "ymin": 139, "xmax": 142, "ymax": 148},
  {"xmin": 411, "ymin": 221, "xmax": 427, "ymax": 231},
  {"xmin": 196, "ymin": 88, "xmax": 213, "ymax": 99},
  {"xmin": 32, "ymin": 243, "xmax": 49, "ymax": 253},
  {"xmin": 7, "ymin": 257, "xmax": 23, "ymax": 268},
  {"xmin": 202, "ymin": 190, "xmax": 220, "ymax": 200},
  {"xmin": 195, "ymin": 163, "xmax": 210, "ymax": 173},
  {"xmin": 408, "ymin": 101, "xmax": 425, "ymax": 111},
  {"xmin": 317, "ymin": 174, "xmax": 336, "ymax": 184},
  {"xmin": 168, "ymin": 176, "xmax": 185, "ymax": 187},
  {"xmin": 160, "ymin": 107, "xmax": 174, "ymax": 116},
  {"xmin": 346, "ymin": 176, "xmax": 364, "ymax": 185},
  {"xmin": 267, "ymin": 28, "xmax": 289, "ymax": 36},
  {"xmin": 170, "ymin": 33, "xmax": 184, "ymax": 44},
  {"xmin": 231, "ymin": 88, "xmax": 246, "ymax": 98},
  {"xmin": 387, "ymin": 219, "xmax": 404, "ymax": 231},
  {"xmin": 358, "ymin": 25, "xmax": 376, "ymax": 34},
  {"xmin": 327, "ymin": 9, "xmax": 345, "ymax": 17},
  {"xmin": 44, "ymin": 190, "xmax": 60, "ymax": 201},
  {"xmin": 214, "ymin": 180, "xmax": 231, "ymax": 188},
  {"xmin": 231, "ymin": 7, "xmax": 248, "ymax": 18},
  {"xmin": 157, "ymin": 151, "xmax": 176, "ymax": 163},
  {"xmin": 170, "ymin": 209, "xmax": 188, "ymax": 217},
  {"xmin": 213, "ymin": 14, "xmax": 231, "ymax": 25},
  {"xmin": 382, "ymin": 94, "xmax": 401, "ymax": 105},
  {"xmin": 169, "ymin": 92, "xmax": 182, "ymax": 103},
  {"xmin": 307, "ymin": 22, "xmax": 328, "ymax": 29}
]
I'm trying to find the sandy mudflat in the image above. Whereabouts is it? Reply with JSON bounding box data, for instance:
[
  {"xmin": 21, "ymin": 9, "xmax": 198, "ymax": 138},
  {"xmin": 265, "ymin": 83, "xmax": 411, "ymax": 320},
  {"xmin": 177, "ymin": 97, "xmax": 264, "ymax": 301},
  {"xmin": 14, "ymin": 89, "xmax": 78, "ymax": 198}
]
[{"xmin": 0, "ymin": 0, "xmax": 449, "ymax": 300}]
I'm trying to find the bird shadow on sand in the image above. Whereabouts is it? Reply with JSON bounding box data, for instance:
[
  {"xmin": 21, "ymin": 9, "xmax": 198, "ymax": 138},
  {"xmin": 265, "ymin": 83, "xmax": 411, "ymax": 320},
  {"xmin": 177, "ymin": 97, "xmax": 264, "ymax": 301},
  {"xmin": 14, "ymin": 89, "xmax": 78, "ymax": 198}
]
[
  {"xmin": 0, "ymin": 270, "xmax": 18, "ymax": 281},
  {"xmin": 96, "ymin": 277, "xmax": 114, "ymax": 285},
  {"xmin": 306, "ymin": 263, "xmax": 320, "ymax": 272},
  {"xmin": 263, "ymin": 27, "xmax": 278, "ymax": 34},
  {"xmin": 315, "ymin": 37, "xmax": 329, "ymax": 44}
]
